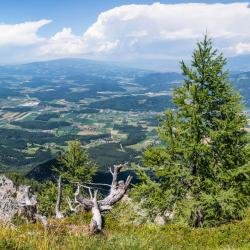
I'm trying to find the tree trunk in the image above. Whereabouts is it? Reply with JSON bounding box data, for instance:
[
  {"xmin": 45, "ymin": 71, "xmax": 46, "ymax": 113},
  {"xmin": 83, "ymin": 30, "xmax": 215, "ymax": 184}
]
[
  {"xmin": 55, "ymin": 176, "xmax": 64, "ymax": 219},
  {"xmin": 90, "ymin": 190, "xmax": 102, "ymax": 234}
]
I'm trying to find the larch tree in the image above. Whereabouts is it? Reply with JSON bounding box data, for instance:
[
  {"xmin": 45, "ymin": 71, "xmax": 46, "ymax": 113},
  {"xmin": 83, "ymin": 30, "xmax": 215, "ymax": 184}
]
[{"xmin": 133, "ymin": 35, "xmax": 250, "ymax": 227}]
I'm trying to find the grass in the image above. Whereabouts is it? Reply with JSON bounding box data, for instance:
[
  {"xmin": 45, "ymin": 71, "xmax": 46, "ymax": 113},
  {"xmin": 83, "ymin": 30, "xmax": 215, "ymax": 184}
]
[{"xmin": 0, "ymin": 210, "xmax": 250, "ymax": 250}]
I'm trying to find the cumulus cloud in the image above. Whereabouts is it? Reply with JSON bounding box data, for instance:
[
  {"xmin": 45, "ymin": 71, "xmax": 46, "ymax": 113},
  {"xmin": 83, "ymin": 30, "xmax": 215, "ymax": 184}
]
[
  {"xmin": 0, "ymin": 2, "xmax": 250, "ymax": 68},
  {"xmin": 38, "ymin": 28, "xmax": 85, "ymax": 57},
  {"xmin": 80, "ymin": 2, "xmax": 250, "ymax": 57},
  {"xmin": 0, "ymin": 19, "xmax": 51, "ymax": 47},
  {"xmin": 38, "ymin": 27, "xmax": 119, "ymax": 57},
  {"xmin": 85, "ymin": 3, "xmax": 250, "ymax": 40}
]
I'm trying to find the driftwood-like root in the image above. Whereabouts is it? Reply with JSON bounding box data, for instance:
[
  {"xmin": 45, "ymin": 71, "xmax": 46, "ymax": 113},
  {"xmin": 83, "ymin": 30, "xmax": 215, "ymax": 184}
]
[{"xmin": 68, "ymin": 163, "xmax": 133, "ymax": 233}]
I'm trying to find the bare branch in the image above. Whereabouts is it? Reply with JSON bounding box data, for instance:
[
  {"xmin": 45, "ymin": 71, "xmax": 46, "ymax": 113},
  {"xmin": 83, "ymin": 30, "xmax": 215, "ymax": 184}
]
[
  {"xmin": 80, "ymin": 182, "xmax": 112, "ymax": 187},
  {"xmin": 74, "ymin": 184, "xmax": 81, "ymax": 204},
  {"xmin": 66, "ymin": 197, "xmax": 76, "ymax": 212},
  {"xmin": 55, "ymin": 176, "xmax": 64, "ymax": 219},
  {"xmin": 109, "ymin": 167, "xmax": 114, "ymax": 176},
  {"xmin": 66, "ymin": 196, "xmax": 82, "ymax": 212},
  {"xmin": 67, "ymin": 162, "xmax": 132, "ymax": 234},
  {"xmin": 88, "ymin": 186, "xmax": 93, "ymax": 199},
  {"xmin": 111, "ymin": 162, "xmax": 128, "ymax": 187},
  {"xmin": 125, "ymin": 175, "xmax": 133, "ymax": 188}
]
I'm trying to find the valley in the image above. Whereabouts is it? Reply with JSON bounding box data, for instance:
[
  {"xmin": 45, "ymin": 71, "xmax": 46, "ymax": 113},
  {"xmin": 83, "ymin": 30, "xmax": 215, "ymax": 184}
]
[{"xmin": 0, "ymin": 59, "xmax": 249, "ymax": 175}]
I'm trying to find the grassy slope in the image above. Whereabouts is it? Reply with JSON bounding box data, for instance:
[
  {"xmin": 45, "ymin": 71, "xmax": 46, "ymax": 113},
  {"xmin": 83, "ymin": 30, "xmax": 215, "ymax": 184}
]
[{"xmin": 0, "ymin": 210, "xmax": 250, "ymax": 250}]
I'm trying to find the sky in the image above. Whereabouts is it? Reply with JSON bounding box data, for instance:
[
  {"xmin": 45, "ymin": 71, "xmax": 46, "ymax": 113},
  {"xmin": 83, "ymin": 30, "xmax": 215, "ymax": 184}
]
[{"xmin": 0, "ymin": 0, "xmax": 250, "ymax": 70}]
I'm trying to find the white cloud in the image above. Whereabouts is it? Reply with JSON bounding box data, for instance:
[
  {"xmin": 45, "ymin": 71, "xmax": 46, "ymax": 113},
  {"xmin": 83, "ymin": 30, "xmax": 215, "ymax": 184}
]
[
  {"xmin": 80, "ymin": 2, "xmax": 250, "ymax": 56},
  {"xmin": 0, "ymin": 2, "xmax": 250, "ymax": 68},
  {"xmin": 38, "ymin": 28, "xmax": 85, "ymax": 57},
  {"xmin": 0, "ymin": 19, "xmax": 51, "ymax": 47},
  {"xmin": 38, "ymin": 27, "xmax": 119, "ymax": 57},
  {"xmin": 234, "ymin": 42, "xmax": 250, "ymax": 54}
]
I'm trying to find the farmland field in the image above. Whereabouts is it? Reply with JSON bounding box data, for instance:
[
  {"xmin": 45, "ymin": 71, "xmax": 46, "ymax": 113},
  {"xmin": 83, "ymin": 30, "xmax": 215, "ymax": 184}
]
[{"xmin": 0, "ymin": 59, "xmax": 249, "ymax": 175}]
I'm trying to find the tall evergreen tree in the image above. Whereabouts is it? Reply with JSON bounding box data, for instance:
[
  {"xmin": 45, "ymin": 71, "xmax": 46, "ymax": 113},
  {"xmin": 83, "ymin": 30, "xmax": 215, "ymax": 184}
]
[{"xmin": 133, "ymin": 35, "xmax": 250, "ymax": 227}]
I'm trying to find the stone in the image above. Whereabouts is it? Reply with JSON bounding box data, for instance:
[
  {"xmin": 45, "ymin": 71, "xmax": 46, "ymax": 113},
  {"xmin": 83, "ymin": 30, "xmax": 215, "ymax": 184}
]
[
  {"xmin": 0, "ymin": 175, "xmax": 38, "ymax": 224},
  {"xmin": 154, "ymin": 214, "xmax": 165, "ymax": 226}
]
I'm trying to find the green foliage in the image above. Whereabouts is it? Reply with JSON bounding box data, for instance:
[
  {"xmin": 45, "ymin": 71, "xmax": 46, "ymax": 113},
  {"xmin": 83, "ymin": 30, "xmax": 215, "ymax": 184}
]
[
  {"xmin": 11, "ymin": 120, "xmax": 70, "ymax": 130},
  {"xmin": 57, "ymin": 140, "xmax": 97, "ymax": 183},
  {"xmin": 89, "ymin": 94, "xmax": 173, "ymax": 112},
  {"xmin": 38, "ymin": 181, "xmax": 58, "ymax": 216},
  {"xmin": 89, "ymin": 142, "xmax": 138, "ymax": 169},
  {"xmin": 133, "ymin": 35, "xmax": 250, "ymax": 227},
  {"xmin": 38, "ymin": 140, "xmax": 97, "ymax": 216}
]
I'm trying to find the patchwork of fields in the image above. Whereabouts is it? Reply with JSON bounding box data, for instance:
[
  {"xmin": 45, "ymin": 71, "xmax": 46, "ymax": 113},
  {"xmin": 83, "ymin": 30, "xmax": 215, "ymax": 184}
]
[
  {"xmin": 0, "ymin": 60, "xmax": 172, "ymax": 173},
  {"xmin": 0, "ymin": 59, "xmax": 249, "ymax": 174}
]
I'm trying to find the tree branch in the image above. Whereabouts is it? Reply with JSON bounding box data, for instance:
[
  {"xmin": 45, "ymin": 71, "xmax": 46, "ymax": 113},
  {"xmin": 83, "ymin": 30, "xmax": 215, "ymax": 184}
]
[
  {"xmin": 55, "ymin": 176, "xmax": 64, "ymax": 219},
  {"xmin": 67, "ymin": 162, "xmax": 132, "ymax": 233}
]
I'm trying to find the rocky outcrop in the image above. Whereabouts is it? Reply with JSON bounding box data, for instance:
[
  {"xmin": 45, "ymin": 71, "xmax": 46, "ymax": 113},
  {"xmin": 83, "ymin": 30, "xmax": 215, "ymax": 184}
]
[{"xmin": 0, "ymin": 175, "xmax": 38, "ymax": 224}]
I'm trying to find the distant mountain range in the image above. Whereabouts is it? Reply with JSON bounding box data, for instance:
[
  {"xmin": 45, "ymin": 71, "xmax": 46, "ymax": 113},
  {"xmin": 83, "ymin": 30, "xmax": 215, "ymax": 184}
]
[{"xmin": 227, "ymin": 54, "xmax": 250, "ymax": 73}]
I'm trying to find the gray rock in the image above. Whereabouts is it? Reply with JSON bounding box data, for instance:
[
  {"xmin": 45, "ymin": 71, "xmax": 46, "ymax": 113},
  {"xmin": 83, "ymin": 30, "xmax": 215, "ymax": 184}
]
[
  {"xmin": 154, "ymin": 214, "xmax": 165, "ymax": 226},
  {"xmin": 0, "ymin": 175, "xmax": 38, "ymax": 224},
  {"xmin": 164, "ymin": 210, "xmax": 175, "ymax": 221}
]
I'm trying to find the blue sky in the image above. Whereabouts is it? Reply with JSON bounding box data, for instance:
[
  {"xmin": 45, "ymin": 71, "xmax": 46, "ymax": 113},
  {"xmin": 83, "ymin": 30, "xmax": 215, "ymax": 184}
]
[
  {"xmin": 0, "ymin": 0, "xmax": 241, "ymax": 36},
  {"xmin": 0, "ymin": 1, "xmax": 249, "ymax": 70}
]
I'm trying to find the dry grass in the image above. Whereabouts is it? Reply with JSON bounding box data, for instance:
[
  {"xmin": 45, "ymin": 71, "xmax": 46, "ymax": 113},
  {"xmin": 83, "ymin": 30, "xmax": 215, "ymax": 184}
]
[{"xmin": 0, "ymin": 209, "xmax": 250, "ymax": 250}]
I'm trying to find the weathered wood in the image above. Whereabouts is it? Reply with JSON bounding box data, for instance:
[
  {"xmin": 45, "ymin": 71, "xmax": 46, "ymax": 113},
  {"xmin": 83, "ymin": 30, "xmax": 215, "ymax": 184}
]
[
  {"xmin": 55, "ymin": 176, "xmax": 64, "ymax": 219},
  {"xmin": 74, "ymin": 163, "xmax": 132, "ymax": 210},
  {"xmin": 90, "ymin": 190, "xmax": 102, "ymax": 234},
  {"xmin": 69, "ymin": 163, "xmax": 132, "ymax": 233}
]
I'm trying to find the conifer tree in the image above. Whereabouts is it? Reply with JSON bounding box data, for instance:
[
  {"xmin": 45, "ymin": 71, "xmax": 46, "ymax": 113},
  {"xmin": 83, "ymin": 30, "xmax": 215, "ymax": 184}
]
[
  {"xmin": 57, "ymin": 140, "xmax": 97, "ymax": 183},
  {"xmin": 133, "ymin": 35, "xmax": 250, "ymax": 227},
  {"xmin": 56, "ymin": 140, "xmax": 97, "ymax": 208},
  {"xmin": 39, "ymin": 140, "xmax": 96, "ymax": 216}
]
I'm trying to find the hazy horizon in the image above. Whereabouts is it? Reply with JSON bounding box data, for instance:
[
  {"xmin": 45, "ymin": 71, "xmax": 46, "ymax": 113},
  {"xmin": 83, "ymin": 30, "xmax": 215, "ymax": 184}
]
[{"xmin": 0, "ymin": 1, "xmax": 250, "ymax": 71}]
